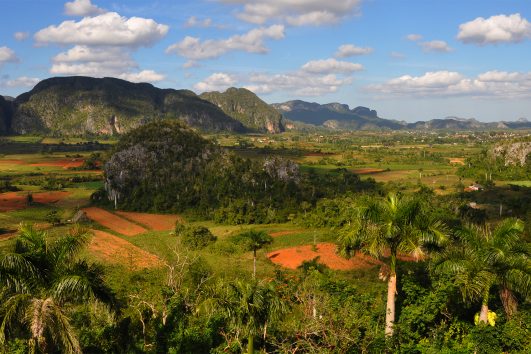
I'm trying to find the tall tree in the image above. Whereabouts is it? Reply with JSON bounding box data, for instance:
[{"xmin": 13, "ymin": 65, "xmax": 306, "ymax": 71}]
[
  {"xmin": 434, "ymin": 218, "xmax": 529, "ymax": 322},
  {"xmin": 0, "ymin": 224, "xmax": 114, "ymax": 353},
  {"xmin": 337, "ymin": 193, "xmax": 447, "ymax": 336},
  {"xmin": 240, "ymin": 230, "xmax": 273, "ymax": 278},
  {"xmin": 218, "ymin": 280, "xmax": 284, "ymax": 354}
]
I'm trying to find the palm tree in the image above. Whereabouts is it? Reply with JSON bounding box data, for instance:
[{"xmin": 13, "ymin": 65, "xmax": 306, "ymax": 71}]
[
  {"xmin": 337, "ymin": 193, "xmax": 447, "ymax": 336},
  {"xmin": 434, "ymin": 218, "xmax": 529, "ymax": 323},
  {"xmin": 218, "ymin": 279, "xmax": 284, "ymax": 354},
  {"xmin": 240, "ymin": 230, "xmax": 273, "ymax": 278},
  {"xmin": 0, "ymin": 224, "xmax": 114, "ymax": 353}
]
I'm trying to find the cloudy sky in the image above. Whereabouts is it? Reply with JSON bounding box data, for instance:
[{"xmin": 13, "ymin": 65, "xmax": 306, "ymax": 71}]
[{"xmin": 1, "ymin": 0, "xmax": 530, "ymax": 122}]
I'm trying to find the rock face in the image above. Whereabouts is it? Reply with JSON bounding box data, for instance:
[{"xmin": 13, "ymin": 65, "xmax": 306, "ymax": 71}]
[
  {"xmin": 200, "ymin": 87, "xmax": 284, "ymax": 133},
  {"xmin": 0, "ymin": 96, "xmax": 13, "ymax": 135},
  {"xmin": 492, "ymin": 142, "xmax": 531, "ymax": 166},
  {"xmin": 271, "ymin": 100, "xmax": 403, "ymax": 130},
  {"xmin": 11, "ymin": 76, "xmax": 245, "ymax": 135}
]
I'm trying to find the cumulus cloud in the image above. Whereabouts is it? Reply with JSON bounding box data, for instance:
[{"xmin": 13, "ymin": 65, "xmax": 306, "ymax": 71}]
[
  {"xmin": 166, "ymin": 25, "xmax": 285, "ymax": 61},
  {"xmin": 419, "ymin": 40, "xmax": 453, "ymax": 52},
  {"xmin": 50, "ymin": 45, "xmax": 164, "ymax": 83},
  {"xmin": 64, "ymin": 0, "xmax": 106, "ymax": 16},
  {"xmin": 219, "ymin": 0, "xmax": 361, "ymax": 26},
  {"xmin": 35, "ymin": 12, "xmax": 169, "ymax": 47},
  {"xmin": 118, "ymin": 70, "xmax": 165, "ymax": 83},
  {"xmin": 406, "ymin": 34, "xmax": 423, "ymax": 41},
  {"xmin": 457, "ymin": 13, "xmax": 531, "ymax": 45},
  {"xmin": 185, "ymin": 16, "xmax": 213, "ymax": 28},
  {"xmin": 301, "ymin": 58, "xmax": 363, "ymax": 74},
  {"xmin": 195, "ymin": 57, "xmax": 358, "ymax": 96},
  {"xmin": 194, "ymin": 72, "xmax": 237, "ymax": 91},
  {"xmin": 335, "ymin": 44, "xmax": 373, "ymax": 58},
  {"xmin": 1, "ymin": 76, "xmax": 40, "ymax": 88},
  {"xmin": 0, "ymin": 47, "xmax": 18, "ymax": 66},
  {"xmin": 14, "ymin": 32, "xmax": 29, "ymax": 41},
  {"xmin": 367, "ymin": 70, "xmax": 531, "ymax": 98}
]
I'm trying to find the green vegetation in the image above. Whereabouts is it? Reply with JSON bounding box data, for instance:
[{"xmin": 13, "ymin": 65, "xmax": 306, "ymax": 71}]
[{"xmin": 0, "ymin": 126, "xmax": 529, "ymax": 353}]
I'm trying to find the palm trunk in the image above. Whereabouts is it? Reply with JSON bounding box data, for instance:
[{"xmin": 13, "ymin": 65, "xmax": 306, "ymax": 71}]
[
  {"xmin": 478, "ymin": 290, "xmax": 489, "ymax": 324},
  {"xmin": 500, "ymin": 287, "xmax": 517, "ymax": 319},
  {"xmin": 253, "ymin": 250, "xmax": 256, "ymax": 278},
  {"xmin": 247, "ymin": 334, "xmax": 254, "ymax": 354},
  {"xmin": 385, "ymin": 254, "xmax": 397, "ymax": 337}
]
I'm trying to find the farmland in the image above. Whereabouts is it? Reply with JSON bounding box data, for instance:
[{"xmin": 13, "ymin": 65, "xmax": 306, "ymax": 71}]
[{"xmin": 0, "ymin": 129, "xmax": 530, "ymax": 353}]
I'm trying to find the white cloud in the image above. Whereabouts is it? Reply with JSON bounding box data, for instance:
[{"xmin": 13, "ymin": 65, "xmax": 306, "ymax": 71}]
[
  {"xmin": 420, "ymin": 40, "xmax": 453, "ymax": 52},
  {"xmin": 301, "ymin": 58, "xmax": 363, "ymax": 74},
  {"xmin": 35, "ymin": 12, "xmax": 169, "ymax": 47},
  {"xmin": 367, "ymin": 70, "xmax": 531, "ymax": 98},
  {"xmin": 185, "ymin": 16, "xmax": 213, "ymax": 28},
  {"xmin": 2, "ymin": 76, "xmax": 40, "ymax": 88},
  {"xmin": 64, "ymin": 0, "xmax": 106, "ymax": 16},
  {"xmin": 182, "ymin": 60, "xmax": 199, "ymax": 69},
  {"xmin": 119, "ymin": 70, "xmax": 165, "ymax": 83},
  {"xmin": 390, "ymin": 51, "xmax": 405, "ymax": 59},
  {"xmin": 0, "ymin": 47, "xmax": 18, "ymax": 66},
  {"xmin": 457, "ymin": 13, "xmax": 531, "ymax": 45},
  {"xmin": 49, "ymin": 45, "xmax": 164, "ymax": 83},
  {"xmin": 335, "ymin": 44, "xmax": 373, "ymax": 58},
  {"xmin": 406, "ymin": 34, "xmax": 423, "ymax": 41},
  {"xmin": 166, "ymin": 25, "xmax": 285, "ymax": 60},
  {"xmin": 14, "ymin": 32, "xmax": 29, "ymax": 41},
  {"xmin": 194, "ymin": 72, "xmax": 237, "ymax": 92},
  {"xmin": 220, "ymin": 0, "xmax": 361, "ymax": 26}
]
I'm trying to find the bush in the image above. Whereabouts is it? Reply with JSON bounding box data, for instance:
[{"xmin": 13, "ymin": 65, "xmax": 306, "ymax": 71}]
[{"xmin": 177, "ymin": 225, "xmax": 217, "ymax": 250}]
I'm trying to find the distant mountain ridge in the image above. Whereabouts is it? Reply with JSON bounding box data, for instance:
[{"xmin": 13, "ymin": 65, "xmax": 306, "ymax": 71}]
[
  {"xmin": 200, "ymin": 87, "xmax": 284, "ymax": 133},
  {"xmin": 4, "ymin": 76, "xmax": 246, "ymax": 135},
  {"xmin": 272, "ymin": 100, "xmax": 531, "ymax": 131}
]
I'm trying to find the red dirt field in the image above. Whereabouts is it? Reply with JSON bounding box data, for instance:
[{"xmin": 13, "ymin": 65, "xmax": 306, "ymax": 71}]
[
  {"xmin": 0, "ymin": 191, "xmax": 71, "ymax": 211},
  {"xmin": 267, "ymin": 242, "xmax": 382, "ymax": 270},
  {"xmin": 30, "ymin": 159, "xmax": 84, "ymax": 169},
  {"xmin": 83, "ymin": 207, "xmax": 147, "ymax": 236},
  {"xmin": 89, "ymin": 230, "xmax": 162, "ymax": 269},
  {"xmin": 0, "ymin": 159, "xmax": 24, "ymax": 165},
  {"xmin": 269, "ymin": 229, "xmax": 306, "ymax": 237},
  {"xmin": 448, "ymin": 158, "xmax": 465, "ymax": 165},
  {"xmin": 351, "ymin": 168, "xmax": 386, "ymax": 175},
  {"xmin": 115, "ymin": 211, "xmax": 182, "ymax": 231}
]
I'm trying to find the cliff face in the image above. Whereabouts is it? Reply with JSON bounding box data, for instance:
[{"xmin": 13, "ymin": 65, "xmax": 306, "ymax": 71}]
[
  {"xmin": 0, "ymin": 96, "xmax": 13, "ymax": 135},
  {"xmin": 200, "ymin": 87, "xmax": 284, "ymax": 133},
  {"xmin": 492, "ymin": 142, "xmax": 531, "ymax": 166},
  {"xmin": 11, "ymin": 76, "xmax": 245, "ymax": 135}
]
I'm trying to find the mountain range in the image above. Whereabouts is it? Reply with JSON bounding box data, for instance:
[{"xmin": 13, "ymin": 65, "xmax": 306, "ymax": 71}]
[{"xmin": 1, "ymin": 76, "xmax": 530, "ymax": 136}]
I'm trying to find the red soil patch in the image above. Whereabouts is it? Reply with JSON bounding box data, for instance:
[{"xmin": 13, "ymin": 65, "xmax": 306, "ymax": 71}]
[
  {"xmin": 89, "ymin": 230, "xmax": 162, "ymax": 269},
  {"xmin": 0, "ymin": 191, "xmax": 71, "ymax": 211},
  {"xmin": 269, "ymin": 229, "xmax": 306, "ymax": 237},
  {"xmin": 351, "ymin": 168, "xmax": 386, "ymax": 175},
  {"xmin": 83, "ymin": 207, "xmax": 147, "ymax": 236},
  {"xmin": 30, "ymin": 159, "xmax": 84, "ymax": 169},
  {"xmin": 267, "ymin": 242, "xmax": 382, "ymax": 270},
  {"xmin": 0, "ymin": 231, "xmax": 17, "ymax": 241},
  {"xmin": 115, "ymin": 211, "xmax": 182, "ymax": 231}
]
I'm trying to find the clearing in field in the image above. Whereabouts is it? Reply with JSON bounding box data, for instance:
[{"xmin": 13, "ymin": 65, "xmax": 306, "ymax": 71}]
[
  {"xmin": 267, "ymin": 242, "xmax": 381, "ymax": 270},
  {"xmin": 351, "ymin": 168, "xmax": 386, "ymax": 174},
  {"xmin": 30, "ymin": 159, "xmax": 84, "ymax": 169},
  {"xmin": 89, "ymin": 230, "xmax": 162, "ymax": 269},
  {"xmin": 0, "ymin": 191, "xmax": 71, "ymax": 211},
  {"xmin": 115, "ymin": 211, "xmax": 182, "ymax": 231},
  {"xmin": 83, "ymin": 207, "xmax": 147, "ymax": 236}
]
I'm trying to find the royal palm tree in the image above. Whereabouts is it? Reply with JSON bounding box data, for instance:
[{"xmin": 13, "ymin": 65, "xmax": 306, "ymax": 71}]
[
  {"xmin": 0, "ymin": 224, "xmax": 113, "ymax": 353},
  {"xmin": 338, "ymin": 193, "xmax": 447, "ymax": 336},
  {"xmin": 434, "ymin": 218, "xmax": 529, "ymax": 322},
  {"xmin": 240, "ymin": 230, "xmax": 273, "ymax": 278},
  {"xmin": 218, "ymin": 279, "xmax": 284, "ymax": 354}
]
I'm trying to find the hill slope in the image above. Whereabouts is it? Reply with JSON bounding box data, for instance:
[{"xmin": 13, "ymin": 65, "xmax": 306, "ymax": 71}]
[
  {"xmin": 11, "ymin": 76, "xmax": 245, "ymax": 135},
  {"xmin": 271, "ymin": 100, "xmax": 404, "ymax": 130},
  {"xmin": 0, "ymin": 96, "xmax": 13, "ymax": 135},
  {"xmin": 200, "ymin": 87, "xmax": 284, "ymax": 133}
]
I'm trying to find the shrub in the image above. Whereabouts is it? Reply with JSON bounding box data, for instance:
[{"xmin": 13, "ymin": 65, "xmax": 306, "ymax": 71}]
[{"xmin": 177, "ymin": 225, "xmax": 216, "ymax": 250}]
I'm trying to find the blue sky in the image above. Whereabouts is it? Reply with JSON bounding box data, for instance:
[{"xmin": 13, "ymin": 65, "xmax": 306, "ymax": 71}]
[{"xmin": 0, "ymin": 0, "xmax": 530, "ymax": 122}]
